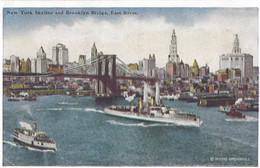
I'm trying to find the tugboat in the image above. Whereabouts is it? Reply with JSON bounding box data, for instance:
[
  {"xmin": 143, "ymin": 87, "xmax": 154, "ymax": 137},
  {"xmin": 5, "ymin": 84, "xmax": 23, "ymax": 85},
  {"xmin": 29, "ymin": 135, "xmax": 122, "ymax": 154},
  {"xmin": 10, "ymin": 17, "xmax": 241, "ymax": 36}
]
[
  {"xmin": 225, "ymin": 105, "xmax": 245, "ymax": 119},
  {"xmin": 104, "ymin": 82, "xmax": 202, "ymax": 127},
  {"xmin": 13, "ymin": 122, "xmax": 57, "ymax": 152}
]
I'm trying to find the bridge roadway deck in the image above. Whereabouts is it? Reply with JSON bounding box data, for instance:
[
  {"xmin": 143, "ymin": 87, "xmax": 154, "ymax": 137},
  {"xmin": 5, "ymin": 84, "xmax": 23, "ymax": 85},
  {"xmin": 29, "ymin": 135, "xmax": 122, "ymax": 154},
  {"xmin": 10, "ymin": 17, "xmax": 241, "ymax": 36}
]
[{"xmin": 3, "ymin": 72, "xmax": 157, "ymax": 82}]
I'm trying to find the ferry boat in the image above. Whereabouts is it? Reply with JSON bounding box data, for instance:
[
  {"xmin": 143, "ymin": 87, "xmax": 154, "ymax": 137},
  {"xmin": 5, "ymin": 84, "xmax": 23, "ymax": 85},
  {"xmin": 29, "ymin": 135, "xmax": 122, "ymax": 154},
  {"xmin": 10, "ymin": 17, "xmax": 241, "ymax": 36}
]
[
  {"xmin": 104, "ymin": 82, "xmax": 202, "ymax": 127},
  {"xmin": 13, "ymin": 122, "xmax": 57, "ymax": 152}
]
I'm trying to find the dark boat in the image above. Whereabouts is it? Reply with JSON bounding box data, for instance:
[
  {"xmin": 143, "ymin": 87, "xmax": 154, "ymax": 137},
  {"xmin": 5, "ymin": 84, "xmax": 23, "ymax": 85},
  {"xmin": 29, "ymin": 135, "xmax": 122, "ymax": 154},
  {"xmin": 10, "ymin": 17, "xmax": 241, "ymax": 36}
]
[{"xmin": 225, "ymin": 106, "xmax": 245, "ymax": 118}]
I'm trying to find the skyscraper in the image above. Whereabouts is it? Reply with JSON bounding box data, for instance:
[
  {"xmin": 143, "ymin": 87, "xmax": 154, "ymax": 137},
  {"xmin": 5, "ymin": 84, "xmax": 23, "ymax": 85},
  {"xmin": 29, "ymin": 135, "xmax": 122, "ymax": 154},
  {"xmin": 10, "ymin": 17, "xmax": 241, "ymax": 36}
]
[
  {"xmin": 91, "ymin": 42, "xmax": 97, "ymax": 65},
  {"xmin": 169, "ymin": 29, "xmax": 179, "ymax": 63},
  {"xmin": 219, "ymin": 34, "xmax": 253, "ymax": 79},
  {"xmin": 37, "ymin": 46, "xmax": 46, "ymax": 59},
  {"xmin": 31, "ymin": 47, "xmax": 48, "ymax": 73},
  {"xmin": 10, "ymin": 55, "xmax": 20, "ymax": 73},
  {"xmin": 166, "ymin": 29, "xmax": 181, "ymax": 78},
  {"xmin": 52, "ymin": 43, "xmax": 68, "ymax": 65},
  {"xmin": 139, "ymin": 54, "xmax": 156, "ymax": 77}
]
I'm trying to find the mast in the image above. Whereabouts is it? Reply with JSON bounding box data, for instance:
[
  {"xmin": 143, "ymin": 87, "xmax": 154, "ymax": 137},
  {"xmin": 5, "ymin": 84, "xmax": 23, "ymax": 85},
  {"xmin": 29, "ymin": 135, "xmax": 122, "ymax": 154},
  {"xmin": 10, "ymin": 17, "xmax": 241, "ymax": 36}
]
[{"xmin": 155, "ymin": 82, "xmax": 160, "ymax": 105}]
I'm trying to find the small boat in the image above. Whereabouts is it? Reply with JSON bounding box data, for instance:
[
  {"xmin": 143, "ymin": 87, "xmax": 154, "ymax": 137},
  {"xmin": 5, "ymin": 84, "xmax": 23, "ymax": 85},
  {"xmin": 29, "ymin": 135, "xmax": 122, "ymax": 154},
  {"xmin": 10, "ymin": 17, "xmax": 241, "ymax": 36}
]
[
  {"xmin": 8, "ymin": 92, "xmax": 36, "ymax": 101},
  {"xmin": 160, "ymin": 94, "xmax": 175, "ymax": 101},
  {"xmin": 225, "ymin": 106, "xmax": 245, "ymax": 119},
  {"xmin": 13, "ymin": 122, "xmax": 57, "ymax": 152},
  {"xmin": 218, "ymin": 106, "xmax": 230, "ymax": 113}
]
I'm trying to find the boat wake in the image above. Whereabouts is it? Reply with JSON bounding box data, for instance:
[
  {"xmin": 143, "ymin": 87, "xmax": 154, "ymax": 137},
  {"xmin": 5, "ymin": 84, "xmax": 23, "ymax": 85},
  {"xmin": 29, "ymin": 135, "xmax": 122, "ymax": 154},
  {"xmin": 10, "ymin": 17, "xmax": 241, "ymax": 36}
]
[
  {"xmin": 106, "ymin": 120, "xmax": 176, "ymax": 127},
  {"xmin": 27, "ymin": 146, "xmax": 56, "ymax": 153},
  {"xmin": 58, "ymin": 102, "xmax": 79, "ymax": 105},
  {"xmin": 225, "ymin": 115, "xmax": 258, "ymax": 122},
  {"xmin": 3, "ymin": 140, "xmax": 19, "ymax": 147},
  {"xmin": 67, "ymin": 108, "xmax": 82, "ymax": 111},
  {"xmin": 84, "ymin": 108, "xmax": 104, "ymax": 113},
  {"xmin": 36, "ymin": 108, "xmax": 62, "ymax": 111},
  {"xmin": 4, "ymin": 140, "xmax": 56, "ymax": 153}
]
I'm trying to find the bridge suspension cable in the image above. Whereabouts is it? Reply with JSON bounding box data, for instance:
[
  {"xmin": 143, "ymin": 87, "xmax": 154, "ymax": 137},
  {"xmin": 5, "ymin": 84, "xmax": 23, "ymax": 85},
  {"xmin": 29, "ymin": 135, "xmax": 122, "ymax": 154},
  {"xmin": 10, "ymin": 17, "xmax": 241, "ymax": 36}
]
[{"xmin": 116, "ymin": 57, "xmax": 145, "ymax": 78}]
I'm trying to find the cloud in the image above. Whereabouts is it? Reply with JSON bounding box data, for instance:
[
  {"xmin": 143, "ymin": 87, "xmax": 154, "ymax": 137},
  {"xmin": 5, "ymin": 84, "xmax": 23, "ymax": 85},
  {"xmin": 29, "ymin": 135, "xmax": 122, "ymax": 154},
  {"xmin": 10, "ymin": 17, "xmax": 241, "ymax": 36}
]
[{"xmin": 3, "ymin": 8, "xmax": 258, "ymax": 72}]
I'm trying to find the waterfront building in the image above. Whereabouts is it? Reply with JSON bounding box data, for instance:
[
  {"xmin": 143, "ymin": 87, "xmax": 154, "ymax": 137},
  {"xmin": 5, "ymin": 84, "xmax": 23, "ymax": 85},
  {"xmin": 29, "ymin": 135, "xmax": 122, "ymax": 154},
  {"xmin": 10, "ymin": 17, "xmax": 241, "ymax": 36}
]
[
  {"xmin": 229, "ymin": 68, "xmax": 241, "ymax": 80},
  {"xmin": 31, "ymin": 47, "xmax": 48, "ymax": 74},
  {"xmin": 46, "ymin": 58, "xmax": 53, "ymax": 68},
  {"xmin": 156, "ymin": 67, "xmax": 166, "ymax": 80},
  {"xmin": 189, "ymin": 59, "xmax": 199, "ymax": 78},
  {"xmin": 52, "ymin": 43, "xmax": 69, "ymax": 65},
  {"xmin": 36, "ymin": 58, "xmax": 47, "ymax": 73},
  {"xmin": 19, "ymin": 58, "xmax": 31, "ymax": 73},
  {"xmin": 31, "ymin": 59, "xmax": 37, "ymax": 73},
  {"xmin": 64, "ymin": 62, "xmax": 80, "ymax": 74},
  {"xmin": 179, "ymin": 60, "xmax": 189, "ymax": 79},
  {"xmin": 217, "ymin": 69, "xmax": 228, "ymax": 81},
  {"xmin": 78, "ymin": 55, "xmax": 87, "ymax": 74},
  {"xmin": 20, "ymin": 59, "xmax": 26, "ymax": 73},
  {"xmin": 48, "ymin": 64, "xmax": 64, "ymax": 73},
  {"xmin": 166, "ymin": 61, "xmax": 177, "ymax": 78},
  {"xmin": 208, "ymin": 84, "xmax": 215, "ymax": 94},
  {"xmin": 3, "ymin": 59, "xmax": 11, "ymax": 72},
  {"xmin": 253, "ymin": 66, "xmax": 259, "ymax": 81},
  {"xmin": 37, "ymin": 46, "xmax": 47, "ymax": 59},
  {"xmin": 10, "ymin": 55, "xmax": 20, "ymax": 73},
  {"xmin": 199, "ymin": 64, "xmax": 210, "ymax": 78},
  {"xmin": 91, "ymin": 43, "xmax": 97, "ymax": 65},
  {"xmin": 219, "ymin": 34, "xmax": 253, "ymax": 79},
  {"xmin": 78, "ymin": 55, "xmax": 86, "ymax": 67},
  {"xmin": 184, "ymin": 64, "xmax": 190, "ymax": 79},
  {"xmin": 138, "ymin": 54, "xmax": 156, "ymax": 77},
  {"xmin": 128, "ymin": 63, "xmax": 138, "ymax": 71}
]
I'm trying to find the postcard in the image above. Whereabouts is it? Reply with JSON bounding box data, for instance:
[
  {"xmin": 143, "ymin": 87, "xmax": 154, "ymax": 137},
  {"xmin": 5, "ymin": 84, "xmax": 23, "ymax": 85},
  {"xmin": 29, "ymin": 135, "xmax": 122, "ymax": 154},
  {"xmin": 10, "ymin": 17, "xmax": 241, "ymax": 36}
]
[{"xmin": 2, "ymin": 4, "xmax": 258, "ymax": 166}]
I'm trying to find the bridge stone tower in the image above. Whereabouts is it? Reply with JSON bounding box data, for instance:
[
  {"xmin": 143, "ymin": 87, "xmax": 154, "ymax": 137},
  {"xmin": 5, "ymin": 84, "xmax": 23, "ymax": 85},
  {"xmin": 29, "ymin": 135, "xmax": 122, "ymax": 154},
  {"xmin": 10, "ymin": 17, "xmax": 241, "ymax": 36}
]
[{"xmin": 94, "ymin": 53, "xmax": 118, "ymax": 97}]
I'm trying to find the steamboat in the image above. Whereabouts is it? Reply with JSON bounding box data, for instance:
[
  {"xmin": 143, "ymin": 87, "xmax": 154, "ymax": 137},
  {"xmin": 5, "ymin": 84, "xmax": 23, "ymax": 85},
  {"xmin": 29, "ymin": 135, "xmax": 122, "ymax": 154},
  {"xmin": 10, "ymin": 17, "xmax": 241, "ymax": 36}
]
[
  {"xmin": 13, "ymin": 122, "xmax": 57, "ymax": 152},
  {"xmin": 104, "ymin": 83, "xmax": 202, "ymax": 127}
]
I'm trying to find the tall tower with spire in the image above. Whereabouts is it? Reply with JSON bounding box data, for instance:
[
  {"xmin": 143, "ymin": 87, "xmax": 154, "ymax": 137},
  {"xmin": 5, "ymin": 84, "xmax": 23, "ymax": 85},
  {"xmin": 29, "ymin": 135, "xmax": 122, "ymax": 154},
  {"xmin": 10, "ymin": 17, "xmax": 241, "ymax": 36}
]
[
  {"xmin": 169, "ymin": 29, "xmax": 178, "ymax": 63},
  {"xmin": 91, "ymin": 42, "xmax": 97, "ymax": 65},
  {"xmin": 232, "ymin": 34, "xmax": 241, "ymax": 54}
]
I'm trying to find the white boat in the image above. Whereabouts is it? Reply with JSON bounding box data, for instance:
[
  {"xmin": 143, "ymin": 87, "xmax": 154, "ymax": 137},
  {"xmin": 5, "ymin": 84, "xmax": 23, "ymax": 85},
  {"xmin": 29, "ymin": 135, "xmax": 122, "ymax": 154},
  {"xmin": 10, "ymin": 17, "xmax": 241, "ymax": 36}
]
[
  {"xmin": 8, "ymin": 92, "xmax": 36, "ymax": 101},
  {"xmin": 104, "ymin": 82, "xmax": 202, "ymax": 127},
  {"xmin": 13, "ymin": 122, "xmax": 57, "ymax": 152},
  {"xmin": 160, "ymin": 94, "xmax": 175, "ymax": 100},
  {"xmin": 218, "ymin": 106, "xmax": 230, "ymax": 113}
]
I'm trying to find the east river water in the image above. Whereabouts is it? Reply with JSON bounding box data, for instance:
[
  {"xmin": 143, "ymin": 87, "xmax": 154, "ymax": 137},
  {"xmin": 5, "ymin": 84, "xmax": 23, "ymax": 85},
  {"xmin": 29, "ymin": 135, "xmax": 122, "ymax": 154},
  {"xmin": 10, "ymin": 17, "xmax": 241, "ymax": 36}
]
[{"xmin": 3, "ymin": 95, "xmax": 258, "ymax": 166}]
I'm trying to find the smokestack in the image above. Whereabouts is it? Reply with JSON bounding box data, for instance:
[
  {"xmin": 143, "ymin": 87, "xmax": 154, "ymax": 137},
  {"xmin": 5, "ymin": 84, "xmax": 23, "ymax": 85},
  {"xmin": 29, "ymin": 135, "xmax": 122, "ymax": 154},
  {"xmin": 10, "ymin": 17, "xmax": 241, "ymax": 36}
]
[
  {"xmin": 143, "ymin": 82, "xmax": 148, "ymax": 107},
  {"xmin": 155, "ymin": 82, "xmax": 160, "ymax": 105},
  {"xmin": 33, "ymin": 122, "xmax": 37, "ymax": 132}
]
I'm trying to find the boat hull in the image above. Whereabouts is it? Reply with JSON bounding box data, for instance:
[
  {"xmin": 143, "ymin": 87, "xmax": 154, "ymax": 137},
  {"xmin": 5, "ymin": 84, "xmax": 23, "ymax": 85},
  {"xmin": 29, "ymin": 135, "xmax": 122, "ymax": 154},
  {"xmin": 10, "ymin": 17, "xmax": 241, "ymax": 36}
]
[
  {"xmin": 13, "ymin": 137, "xmax": 57, "ymax": 152},
  {"xmin": 104, "ymin": 108, "xmax": 202, "ymax": 127},
  {"xmin": 13, "ymin": 128, "xmax": 57, "ymax": 152}
]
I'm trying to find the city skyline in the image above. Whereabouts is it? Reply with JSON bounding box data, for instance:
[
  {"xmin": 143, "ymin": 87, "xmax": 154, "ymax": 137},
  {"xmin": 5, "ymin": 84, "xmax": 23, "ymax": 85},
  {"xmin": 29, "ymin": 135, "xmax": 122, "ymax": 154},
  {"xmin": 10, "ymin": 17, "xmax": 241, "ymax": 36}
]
[{"xmin": 3, "ymin": 8, "xmax": 258, "ymax": 71}]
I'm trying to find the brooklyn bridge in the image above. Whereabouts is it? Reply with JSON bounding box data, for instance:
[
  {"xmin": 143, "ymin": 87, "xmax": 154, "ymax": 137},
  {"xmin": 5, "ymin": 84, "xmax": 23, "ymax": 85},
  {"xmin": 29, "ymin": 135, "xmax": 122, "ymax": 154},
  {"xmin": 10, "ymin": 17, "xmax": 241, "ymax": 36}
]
[{"xmin": 3, "ymin": 54, "xmax": 157, "ymax": 97}]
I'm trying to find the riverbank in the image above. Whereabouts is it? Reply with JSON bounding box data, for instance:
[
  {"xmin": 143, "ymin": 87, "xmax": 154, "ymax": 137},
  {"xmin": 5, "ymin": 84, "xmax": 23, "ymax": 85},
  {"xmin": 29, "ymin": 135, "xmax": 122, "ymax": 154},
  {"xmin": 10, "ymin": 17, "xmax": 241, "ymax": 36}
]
[{"xmin": 3, "ymin": 89, "xmax": 95, "ymax": 97}]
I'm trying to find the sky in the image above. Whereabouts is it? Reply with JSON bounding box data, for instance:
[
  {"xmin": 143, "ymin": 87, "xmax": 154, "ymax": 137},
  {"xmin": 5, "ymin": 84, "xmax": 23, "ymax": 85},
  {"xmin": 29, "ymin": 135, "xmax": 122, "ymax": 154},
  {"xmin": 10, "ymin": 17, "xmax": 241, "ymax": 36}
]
[{"xmin": 3, "ymin": 8, "xmax": 258, "ymax": 72}]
